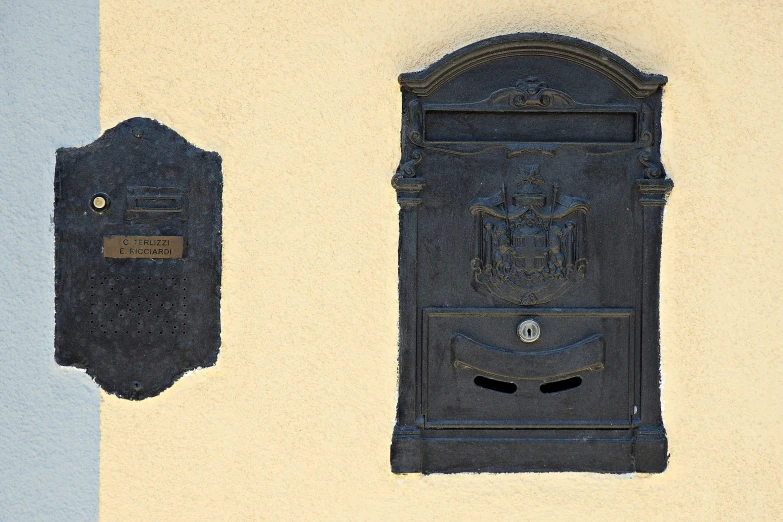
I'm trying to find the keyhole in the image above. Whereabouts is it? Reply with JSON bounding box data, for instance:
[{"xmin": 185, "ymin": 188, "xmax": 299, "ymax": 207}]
[{"xmin": 517, "ymin": 319, "xmax": 540, "ymax": 343}]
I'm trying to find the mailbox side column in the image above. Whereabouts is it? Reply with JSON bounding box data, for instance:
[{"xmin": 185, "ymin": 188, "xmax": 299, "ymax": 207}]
[
  {"xmin": 390, "ymin": 101, "xmax": 426, "ymax": 472},
  {"xmin": 635, "ymin": 177, "xmax": 673, "ymax": 472}
]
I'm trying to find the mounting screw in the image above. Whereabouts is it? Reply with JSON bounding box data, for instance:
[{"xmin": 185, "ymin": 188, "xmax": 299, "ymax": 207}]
[{"xmin": 91, "ymin": 193, "xmax": 110, "ymax": 212}]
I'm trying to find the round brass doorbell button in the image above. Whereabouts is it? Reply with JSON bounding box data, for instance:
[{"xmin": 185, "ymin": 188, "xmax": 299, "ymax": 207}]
[{"xmin": 91, "ymin": 193, "xmax": 110, "ymax": 212}]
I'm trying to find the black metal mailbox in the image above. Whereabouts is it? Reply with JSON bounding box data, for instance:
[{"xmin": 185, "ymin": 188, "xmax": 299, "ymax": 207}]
[
  {"xmin": 391, "ymin": 34, "xmax": 672, "ymax": 473},
  {"xmin": 54, "ymin": 118, "xmax": 222, "ymax": 400}
]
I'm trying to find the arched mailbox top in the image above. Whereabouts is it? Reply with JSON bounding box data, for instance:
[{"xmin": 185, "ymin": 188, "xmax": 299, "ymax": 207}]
[{"xmin": 399, "ymin": 33, "xmax": 666, "ymax": 99}]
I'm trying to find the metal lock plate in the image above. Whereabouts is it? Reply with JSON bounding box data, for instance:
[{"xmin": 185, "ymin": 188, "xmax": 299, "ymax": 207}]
[
  {"xmin": 54, "ymin": 117, "xmax": 222, "ymax": 400},
  {"xmin": 517, "ymin": 319, "xmax": 540, "ymax": 343}
]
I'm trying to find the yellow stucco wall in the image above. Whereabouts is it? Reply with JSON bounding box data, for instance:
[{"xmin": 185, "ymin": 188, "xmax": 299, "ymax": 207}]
[{"xmin": 99, "ymin": 1, "xmax": 783, "ymax": 519}]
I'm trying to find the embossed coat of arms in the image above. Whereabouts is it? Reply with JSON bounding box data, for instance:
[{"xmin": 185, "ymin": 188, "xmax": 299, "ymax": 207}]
[{"xmin": 470, "ymin": 165, "xmax": 588, "ymax": 305}]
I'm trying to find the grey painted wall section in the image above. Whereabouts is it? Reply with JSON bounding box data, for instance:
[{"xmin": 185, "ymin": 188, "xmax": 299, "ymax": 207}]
[{"xmin": 0, "ymin": 1, "xmax": 100, "ymax": 520}]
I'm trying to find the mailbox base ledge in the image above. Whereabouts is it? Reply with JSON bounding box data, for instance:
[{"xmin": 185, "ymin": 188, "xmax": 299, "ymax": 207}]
[{"xmin": 391, "ymin": 428, "xmax": 667, "ymax": 474}]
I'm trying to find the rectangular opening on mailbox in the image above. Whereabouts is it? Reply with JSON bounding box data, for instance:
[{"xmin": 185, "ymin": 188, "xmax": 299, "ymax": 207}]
[{"xmin": 424, "ymin": 110, "xmax": 637, "ymax": 143}]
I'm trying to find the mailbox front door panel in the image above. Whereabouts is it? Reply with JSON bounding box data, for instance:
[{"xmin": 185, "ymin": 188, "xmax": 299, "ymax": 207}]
[
  {"xmin": 425, "ymin": 309, "xmax": 632, "ymax": 427},
  {"xmin": 391, "ymin": 34, "xmax": 672, "ymax": 473},
  {"xmin": 54, "ymin": 118, "xmax": 222, "ymax": 400}
]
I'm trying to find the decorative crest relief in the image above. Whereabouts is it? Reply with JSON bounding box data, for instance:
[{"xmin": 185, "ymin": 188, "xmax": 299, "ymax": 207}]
[
  {"xmin": 489, "ymin": 76, "xmax": 576, "ymax": 108},
  {"xmin": 470, "ymin": 165, "xmax": 588, "ymax": 305}
]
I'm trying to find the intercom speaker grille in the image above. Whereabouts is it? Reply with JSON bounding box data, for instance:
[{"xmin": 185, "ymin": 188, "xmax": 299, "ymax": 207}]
[{"xmin": 83, "ymin": 272, "xmax": 188, "ymax": 340}]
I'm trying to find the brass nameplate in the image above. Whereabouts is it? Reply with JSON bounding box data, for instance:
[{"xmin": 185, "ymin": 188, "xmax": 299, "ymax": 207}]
[{"xmin": 103, "ymin": 236, "xmax": 184, "ymax": 259}]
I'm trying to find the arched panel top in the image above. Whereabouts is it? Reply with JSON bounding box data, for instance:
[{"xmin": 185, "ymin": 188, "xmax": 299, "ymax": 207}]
[
  {"xmin": 399, "ymin": 33, "xmax": 666, "ymax": 99},
  {"xmin": 58, "ymin": 117, "xmax": 221, "ymax": 166}
]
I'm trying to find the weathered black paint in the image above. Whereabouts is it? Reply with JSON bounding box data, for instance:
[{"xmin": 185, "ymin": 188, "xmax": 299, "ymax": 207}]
[
  {"xmin": 391, "ymin": 34, "xmax": 672, "ymax": 473},
  {"xmin": 55, "ymin": 117, "xmax": 222, "ymax": 400}
]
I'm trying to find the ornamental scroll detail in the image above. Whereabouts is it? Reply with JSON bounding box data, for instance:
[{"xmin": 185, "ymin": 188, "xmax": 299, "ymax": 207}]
[
  {"xmin": 486, "ymin": 75, "xmax": 577, "ymax": 109},
  {"xmin": 638, "ymin": 103, "xmax": 663, "ymax": 178},
  {"xmin": 470, "ymin": 164, "xmax": 588, "ymax": 306}
]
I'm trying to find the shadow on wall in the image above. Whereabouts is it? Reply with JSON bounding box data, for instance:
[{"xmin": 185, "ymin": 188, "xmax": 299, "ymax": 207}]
[{"xmin": 0, "ymin": 1, "xmax": 101, "ymax": 521}]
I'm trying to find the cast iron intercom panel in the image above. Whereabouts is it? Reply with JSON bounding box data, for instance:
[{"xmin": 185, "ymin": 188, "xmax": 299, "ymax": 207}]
[
  {"xmin": 391, "ymin": 34, "xmax": 672, "ymax": 473},
  {"xmin": 54, "ymin": 117, "xmax": 222, "ymax": 400}
]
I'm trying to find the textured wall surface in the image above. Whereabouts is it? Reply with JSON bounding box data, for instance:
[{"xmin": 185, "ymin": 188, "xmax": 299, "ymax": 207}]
[
  {"xmin": 97, "ymin": 1, "xmax": 783, "ymax": 520},
  {"xmin": 0, "ymin": 1, "xmax": 101, "ymax": 521}
]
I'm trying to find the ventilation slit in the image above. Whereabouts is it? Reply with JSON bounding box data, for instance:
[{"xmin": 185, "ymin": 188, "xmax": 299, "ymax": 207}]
[
  {"xmin": 474, "ymin": 375, "xmax": 517, "ymax": 394},
  {"xmin": 540, "ymin": 376, "xmax": 582, "ymax": 394}
]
